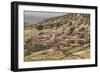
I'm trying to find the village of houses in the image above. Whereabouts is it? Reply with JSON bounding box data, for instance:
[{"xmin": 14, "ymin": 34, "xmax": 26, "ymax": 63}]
[{"xmin": 24, "ymin": 13, "xmax": 90, "ymax": 61}]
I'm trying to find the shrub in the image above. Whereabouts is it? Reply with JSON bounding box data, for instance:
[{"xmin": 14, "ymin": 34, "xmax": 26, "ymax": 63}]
[
  {"xmin": 37, "ymin": 25, "xmax": 44, "ymax": 30},
  {"xmin": 32, "ymin": 44, "xmax": 48, "ymax": 52},
  {"xmin": 68, "ymin": 27, "xmax": 75, "ymax": 35},
  {"xmin": 79, "ymin": 27, "xmax": 85, "ymax": 32}
]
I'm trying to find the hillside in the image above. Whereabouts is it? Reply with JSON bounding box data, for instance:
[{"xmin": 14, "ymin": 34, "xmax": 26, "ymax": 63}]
[{"xmin": 24, "ymin": 13, "xmax": 90, "ymax": 61}]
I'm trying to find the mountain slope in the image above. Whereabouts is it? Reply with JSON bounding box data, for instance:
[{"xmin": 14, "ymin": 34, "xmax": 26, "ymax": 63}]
[{"xmin": 24, "ymin": 13, "xmax": 90, "ymax": 61}]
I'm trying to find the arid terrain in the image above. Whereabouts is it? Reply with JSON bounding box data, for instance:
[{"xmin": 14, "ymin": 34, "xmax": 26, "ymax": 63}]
[{"xmin": 24, "ymin": 13, "xmax": 90, "ymax": 62}]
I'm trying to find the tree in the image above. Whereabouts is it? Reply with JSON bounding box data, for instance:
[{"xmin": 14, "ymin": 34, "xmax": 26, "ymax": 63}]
[
  {"xmin": 37, "ymin": 25, "xmax": 44, "ymax": 30},
  {"xmin": 79, "ymin": 27, "xmax": 85, "ymax": 32},
  {"xmin": 68, "ymin": 27, "xmax": 75, "ymax": 35}
]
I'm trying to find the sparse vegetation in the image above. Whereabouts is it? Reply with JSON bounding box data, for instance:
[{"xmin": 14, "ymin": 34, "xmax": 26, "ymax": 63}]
[{"xmin": 24, "ymin": 13, "xmax": 90, "ymax": 61}]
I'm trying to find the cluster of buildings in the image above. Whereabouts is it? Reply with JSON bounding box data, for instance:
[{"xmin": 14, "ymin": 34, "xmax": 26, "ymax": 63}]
[
  {"xmin": 33, "ymin": 14, "xmax": 90, "ymax": 50},
  {"xmin": 36, "ymin": 30, "xmax": 88, "ymax": 48}
]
